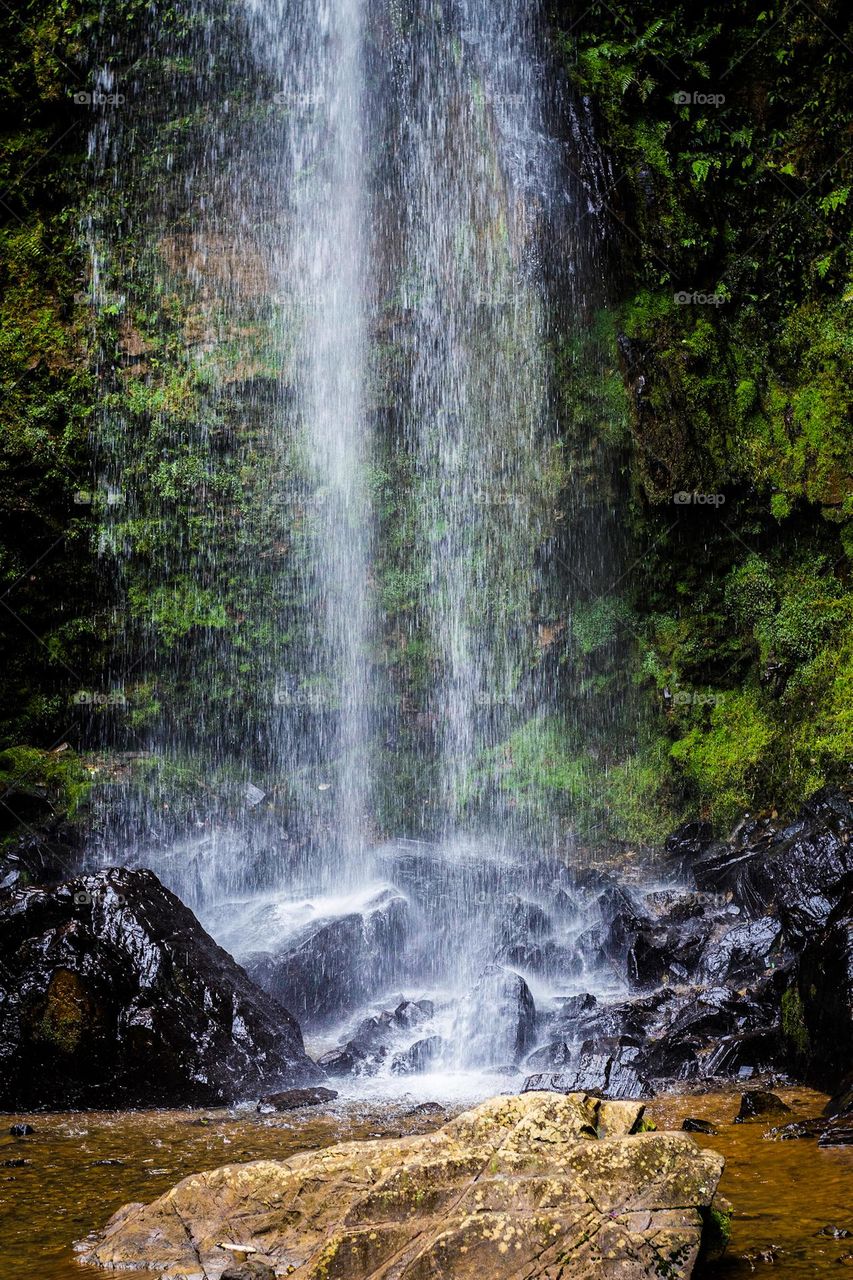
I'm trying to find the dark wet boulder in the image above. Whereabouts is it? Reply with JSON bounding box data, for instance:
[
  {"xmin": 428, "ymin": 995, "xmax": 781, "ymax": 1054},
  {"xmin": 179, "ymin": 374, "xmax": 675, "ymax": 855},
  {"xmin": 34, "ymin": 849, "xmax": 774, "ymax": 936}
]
[
  {"xmin": 551, "ymin": 992, "xmax": 597, "ymax": 1022},
  {"xmin": 598, "ymin": 884, "xmax": 649, "ymax": 960},
  {"xmin": 499, "ymin": 937, "xmax": 582, "ymax": 979},
  {"xmin": 244, "ymin": 889, "xmax": 410, "ymax": 1026},
  {"xmin": 454, "ymin": 964, "xmax": 536, "ymax": 1066},
  {"xmin": 697, "ymin": 916, "xmax": 786, "ymax": 986},
  {"xmin": 691, "ymin": 820, "xmax": 778, "ymax": 913},
  {"xmin": 349, "ymin": 1013, "xmax": 394, "ymax": 1055},
  {"xmin": 315, "ymin": 1044, "xmax": 365, "ymax": 1076},
  {"xmin": 663, "ymin": 820, "xmax": 715, "ymax": 877},
  {"xmin": 523, "ymin": 1049, "xmax": 654, "ymax": 1100},
  {"xmin": 9, "ymin": 1123, "xmax": 34, "ymax": 1136},
  {"xmin": 661, "ymin": 987, "xmax": 750, "ymax": 1041},
  {"xmin": 0, "ymin": 868, "xmax": 321, "ymax": 1109},
  {"xmin": 390, "ymin": 1035, "xmax": 444, "ymax": 1074},
  {"xmin": 257, "ymin": 1086, "xmax": 338, "ymax": 1111},
  {"xmin": 765, "ymin": 1117, "xmax": 826, "ymax": 1140},
  {"xmin": 0, "ymin": 821, "xmax": 85, "ymax": 890},
  {"xmin": 638, "ymin": 1037, "xmax": 700, "ymax": 1082},
  {"xmin": 682, "ymin": 1117, "xmax": 717, "ymax": 1135},
  {"xmin": 551, "ymin": 886, "xmax": 579, "ymax": 917},
  {"xmin": 622, "ymin": 897, "xmax": 721, "ymax": 989},
  {"xmin": 393, "ymin": 998, "xmax": 433, "ymax": 1029},
  {"xmin": 524, "ymin": 1040, "xmax": 574, "ymax": 1071},
  {"xmin": 404, "ymin": 1101, "xmax": 444, "ymax": 1116},
  {"xmin": 825, "ymin": 1072, "xmax": 853, "ymax": 1119},
  {"xmin": 701, "ymin": 1029, "xmax": 784, "ymax": 1079},
  {"xmin": 496, "ymin": 893, "xmax": 550, "ymax": 942},
  {"xmin": 574, "ymin": 924, "xmax": 606, "ymax": 968},
  {"xmin": 691, "ymin": 789, "xmax": 853, "ymax": 941},
  {"xmin": 798, "ymin": 885, "xmax": 853, "ymax": 1091},
  {"xmin": 818, "ymin": 1121, "xmax": 853, "ymax": 1147},
  {"xmin": 570, "ymin": 989, "xmax": 674, "ymax": 1046},
  {"xmin": 734, "ymin": 1090, "xmax": 791, "ymax": 1123}
]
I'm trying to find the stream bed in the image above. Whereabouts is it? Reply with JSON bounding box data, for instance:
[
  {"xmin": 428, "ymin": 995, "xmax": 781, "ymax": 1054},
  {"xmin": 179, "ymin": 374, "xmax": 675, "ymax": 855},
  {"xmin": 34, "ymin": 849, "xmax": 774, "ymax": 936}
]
[{"xmin": 1, "ymin": 1086, "xmax": 850, "ymax": 1279}]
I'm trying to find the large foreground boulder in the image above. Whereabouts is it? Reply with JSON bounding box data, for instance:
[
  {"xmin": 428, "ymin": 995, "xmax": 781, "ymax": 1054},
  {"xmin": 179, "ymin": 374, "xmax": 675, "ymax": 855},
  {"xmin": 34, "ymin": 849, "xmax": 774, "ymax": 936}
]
[
  {"xmin": 0, "ymin": 867, "xmax": 321, "ymax": 1108},
  {"xmin": 81, "ymin": 1091, "xmax": 725, "ymax": 1280}
]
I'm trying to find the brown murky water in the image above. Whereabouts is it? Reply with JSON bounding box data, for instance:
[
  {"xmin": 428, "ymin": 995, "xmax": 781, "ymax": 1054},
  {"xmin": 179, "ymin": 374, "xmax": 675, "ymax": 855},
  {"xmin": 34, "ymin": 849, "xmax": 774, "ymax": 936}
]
[{"xmin": 0, "ymin": 1088, "xmax": 850, "ymax": 1279}]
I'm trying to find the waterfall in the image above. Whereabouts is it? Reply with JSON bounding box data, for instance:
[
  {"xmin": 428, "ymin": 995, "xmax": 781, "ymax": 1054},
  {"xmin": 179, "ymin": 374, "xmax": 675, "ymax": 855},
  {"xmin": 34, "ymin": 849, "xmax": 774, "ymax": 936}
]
[{"xmin": 84, "ymin": 0, "xmax": 623, "ymax": 1093}]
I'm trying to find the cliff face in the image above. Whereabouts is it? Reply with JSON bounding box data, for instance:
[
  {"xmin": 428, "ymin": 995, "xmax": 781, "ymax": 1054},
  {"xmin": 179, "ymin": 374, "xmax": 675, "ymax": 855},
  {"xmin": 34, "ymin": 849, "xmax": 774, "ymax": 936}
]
[{"xmin": 0, "ymin": 0, "xmax": 851, "ymax": 841}]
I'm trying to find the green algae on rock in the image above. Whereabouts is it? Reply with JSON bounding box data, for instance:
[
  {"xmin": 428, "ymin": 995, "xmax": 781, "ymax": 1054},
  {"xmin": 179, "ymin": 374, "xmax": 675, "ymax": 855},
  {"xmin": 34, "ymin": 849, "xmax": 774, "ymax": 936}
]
[{"xmin": 81, "ymin": 1091, "xmax": 725, "ymax": 1280}]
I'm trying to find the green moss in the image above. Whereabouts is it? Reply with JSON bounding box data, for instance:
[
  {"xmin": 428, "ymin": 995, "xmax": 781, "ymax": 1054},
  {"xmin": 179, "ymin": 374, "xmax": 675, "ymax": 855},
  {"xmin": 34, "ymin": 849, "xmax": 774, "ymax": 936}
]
[
  {"xmin": 32, "ymin": 969, "xmax": 91, "ymax": 1053},
  {"xmin": 700, "ymin": 1205, "xmax": 733, "ymax": 1258},
  {"xmin": 670, "ymin": 689, "xmax": 775, "ymax": 824},
  {"xmin": 465, "ymin": 716, "xmax": 678, "ymax": 844},
  {"xmin": 781, "ymin": 986, "xmax": 810, "ymax": 1058}
]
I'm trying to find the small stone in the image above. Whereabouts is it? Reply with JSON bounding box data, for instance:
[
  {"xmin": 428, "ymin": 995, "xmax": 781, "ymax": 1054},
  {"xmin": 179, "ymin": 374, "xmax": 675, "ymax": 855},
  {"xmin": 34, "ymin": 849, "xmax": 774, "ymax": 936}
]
[
  {"xmin": 819, "ymin": 1123, "xmax": 853, "ymax": 1148},
  {"xmin": 221, "ymin": 1261, "xmax": 275, "ymax": 1280},
  {"xmin": 682, "ymin": 1117, "xmax": 718, "ymax": 1135},
  {"xmin": 390, "ymin": 1035, "xmax": 444, "ymax": 1074},
  {"xmin": 1, "ymin": 1158, "xmax": 29, "ymax": 1167},
  {"xmin": 256, "ymin": 1086, "xmax": 337, "ymax": 1112},
  {"xmin": 404, "ymin": 1101, "xmax": 444, "ymax": 1116},
  {"xmin": 734, "ymin": 1090, "xmax": 791, "ymax": 1123},
  {"xmin": 9, "ymin": 1123, "xmax": 34, "ymax": 1136}
]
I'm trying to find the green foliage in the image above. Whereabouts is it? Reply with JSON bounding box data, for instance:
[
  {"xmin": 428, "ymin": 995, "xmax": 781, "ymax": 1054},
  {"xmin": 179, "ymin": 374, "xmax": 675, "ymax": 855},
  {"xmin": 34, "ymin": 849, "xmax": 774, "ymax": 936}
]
[
  {"xmin": 467, "ymin": 715, "xmax": 678, "ymax": 844},
  {"xmin": 0, "ymin": 745, "xmax": 91, "ymax": 826},
  {"xmin": 0, "ymin": 0, "xmax": 104, "ymax": 750},
  {"xmin": 553, "ymin": 0, "xmax": 853, "ymax": 828}
]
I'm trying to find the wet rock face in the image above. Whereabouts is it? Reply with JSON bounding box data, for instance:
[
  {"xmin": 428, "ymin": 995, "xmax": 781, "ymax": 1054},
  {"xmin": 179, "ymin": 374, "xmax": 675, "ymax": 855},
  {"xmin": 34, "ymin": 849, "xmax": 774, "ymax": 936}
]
[
  {"xmin": 0, "ymin": 868, "xmax": 321, "ymax": 1108},
  {"xmin": 565, "ymin": 788, "xmax": 853, "ymax": 1099},
  {"xmin": 82, "ymin": 1091, "xmax": 725, "ymax": 1280},
  {"xmin": 454, "ymin": 964, "xmax": 536, "ymax": 1066},
  {"xmin": 244, "ymin": 889, "xmax": 410, "ymax": 1026},
  {"xmin": 523, "ymin": 1051, "xmax": 655, "ymax": 1101},
  {"xmin": 799, "ymin": 884, "xmax": 853, "ymax": 1090}
]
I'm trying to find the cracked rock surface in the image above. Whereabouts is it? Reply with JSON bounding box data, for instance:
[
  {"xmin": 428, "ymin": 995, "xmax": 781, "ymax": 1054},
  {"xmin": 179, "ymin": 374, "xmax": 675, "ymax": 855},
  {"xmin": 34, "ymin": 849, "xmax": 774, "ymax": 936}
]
[{"xmin": 81, "ymin": 1091, "xmax": 725, "ymax": 1279}]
